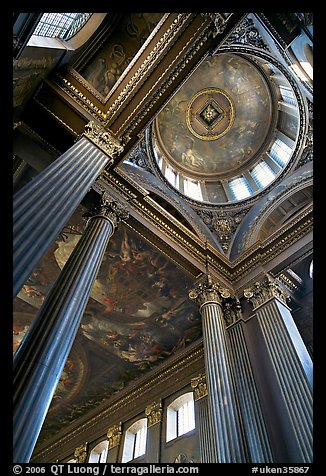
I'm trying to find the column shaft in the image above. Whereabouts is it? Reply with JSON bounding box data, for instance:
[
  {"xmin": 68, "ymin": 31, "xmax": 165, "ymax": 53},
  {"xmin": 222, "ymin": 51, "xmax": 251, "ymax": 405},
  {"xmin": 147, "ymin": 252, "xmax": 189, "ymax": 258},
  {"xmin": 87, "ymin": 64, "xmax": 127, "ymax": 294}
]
[
  {"xmin": 13, "ymin": 136, "xmax": 109, "ymax": 298},
  {"xmin": 200, "ymin": 301, "xmax": 248, "ymax": 462},
  {"xmin": 13, "ymin": 212, "xmax": 115, "ymax": 463},
  {"xmin": 227, "ymin": 322, "xmax": 273, "ymax": 462},
  {"xmin": 194, "ymin": 396, "xmax": 215, "ymax": 463},
  {"xmin": 256, "ymin": 299, "xmax": 313, "ymax": 462}
]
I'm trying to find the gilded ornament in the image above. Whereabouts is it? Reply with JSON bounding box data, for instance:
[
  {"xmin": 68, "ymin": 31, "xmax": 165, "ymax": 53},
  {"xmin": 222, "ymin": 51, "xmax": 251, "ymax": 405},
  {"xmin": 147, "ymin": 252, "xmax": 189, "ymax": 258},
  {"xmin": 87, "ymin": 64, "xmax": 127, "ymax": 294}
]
[
  {"xmin": 191, "ymin": 373, "xmax": 208, "ymax": 400},
  {"xmin": 145, "ymin": 400, "xmax": 162, "ymax": 427},
  {"xmin": 83, "ymin": 121, "xmax": 124, "ymax": 160},
  {"xmin": 107, "ymin": 422, "xmax": 122, "ymax": 449},
  {"xmin": 74, "ymin": 443, "xmax": 88, "ymax": 463}
]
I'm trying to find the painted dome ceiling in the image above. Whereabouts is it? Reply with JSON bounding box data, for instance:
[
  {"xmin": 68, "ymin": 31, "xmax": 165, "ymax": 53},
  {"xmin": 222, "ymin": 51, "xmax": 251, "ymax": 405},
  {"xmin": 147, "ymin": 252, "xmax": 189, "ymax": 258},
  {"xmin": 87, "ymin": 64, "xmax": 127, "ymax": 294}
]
[
  {"xmin": 155, "ymin": 53, "xmax": 274, "ymax": 179},
  {"xmin": 151, "ymin": 52, "xmax": 300, "ymax": 205}
]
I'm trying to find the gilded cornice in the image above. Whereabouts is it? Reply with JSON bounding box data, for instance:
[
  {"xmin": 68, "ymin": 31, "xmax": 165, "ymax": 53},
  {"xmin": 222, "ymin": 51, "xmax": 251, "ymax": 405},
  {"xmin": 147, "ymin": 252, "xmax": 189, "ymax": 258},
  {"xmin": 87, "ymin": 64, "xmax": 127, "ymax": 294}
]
[
  {"xmin": 57, "ymin": 77, "xmax": 107, "ymax": 121},
  {"xmin": 93, "ymin": 166, "xmax": 312, "ymax": 285},
  {"xmin": 107, "ymin": 422, "xmax": 122, "ymax": 449},
  {"xmin": 145, "ymin": 400, "xmax": 163, "ymax": 427},
  {"xmin": 191, "ymin": 373, "xmax": 208, "ymax": 400}
]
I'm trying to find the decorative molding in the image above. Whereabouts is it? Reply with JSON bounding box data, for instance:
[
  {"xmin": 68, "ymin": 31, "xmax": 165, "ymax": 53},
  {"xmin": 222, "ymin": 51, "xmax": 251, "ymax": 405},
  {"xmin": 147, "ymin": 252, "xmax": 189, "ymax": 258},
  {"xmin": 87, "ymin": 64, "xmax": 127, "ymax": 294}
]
[
  {"xmin": 195, "ymin": 208, "xmax": 249, "ymax": 253},
  {"xmin": 57, "ymin": 76, "xmax": 107, "ymax": 121},
  {"xmin": 201, "ymin": 13, "xmax": 230, "ymax": 36},
  {"xmin": 83, "ymin": 121, "xmax": 124, "ymax": 160},
  {"xmin": 105, "ymin": 14, "xmax": 192, "ymax": 123},
  {"xmin": 296, "ymin": 99, "xmax": 313, "ymax": 169},
  {"xmin": 243, "ymin": 273, "xmax": 290, "ymax": 309},
  {"xmin": 107, "ymin": 422, "xmax": 122, "ymax": 449},
  {"xmin": 126, "ymin": 139, "xmax": 155, "ymax": 175},
  {"xmin": 189, "ymin": 273, "xmax": 231, "ymax": 307},
  {"xmin": 224, "ymin": 16, "xmax": 270, "ymax": 51},
  {"xmin": 145, "ymin": 400, "xmax": 163, "ymax": 427},
  {"xmin": 191, "ymin": 373, "xmax": 208, "ymax": 400},
  {"xmin": 74, "ymin": 442, "xmax": 88, "ymax": 463}
]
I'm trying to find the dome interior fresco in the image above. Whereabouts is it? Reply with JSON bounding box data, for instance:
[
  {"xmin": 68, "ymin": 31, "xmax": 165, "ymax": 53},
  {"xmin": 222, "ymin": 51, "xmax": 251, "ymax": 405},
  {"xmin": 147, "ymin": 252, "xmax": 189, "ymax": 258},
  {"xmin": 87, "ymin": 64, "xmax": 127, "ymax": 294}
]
[{"xmin": 155, "ymin": 53, "xmax": 276, "ymax": 180}]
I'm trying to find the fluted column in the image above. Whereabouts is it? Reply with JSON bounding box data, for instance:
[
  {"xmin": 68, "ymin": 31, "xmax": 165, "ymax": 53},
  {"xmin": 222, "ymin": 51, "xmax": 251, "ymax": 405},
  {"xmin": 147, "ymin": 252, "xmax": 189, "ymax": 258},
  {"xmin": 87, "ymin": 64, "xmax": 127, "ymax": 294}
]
[
  {"xmin": 189, "ymin": 275, "xmax": 248, "ymax": 463},
  {"xmin": 145, "ymin": 400, "xmax": 162, "ymax": 463},
  {"xmin": 107, "ymin": 422, "xmax": 123, "ymax": 463},
  {"xmin": 223, "ymin": 298, "xmax": 274, "ymax": 463},
  {"xmin": 13, "ymin": 121, "xmax": 124, "ymax": 298},
  {"xmin": 244, "ymin": 274, "xmax": 313, "ymax": 462},
  {"xmin": 13, "ymin": 193, "xmax": 129, "ymax": 463},
  {"xmin": 191, "ymin": 374, "xmax": 215, "ymax": 463}
]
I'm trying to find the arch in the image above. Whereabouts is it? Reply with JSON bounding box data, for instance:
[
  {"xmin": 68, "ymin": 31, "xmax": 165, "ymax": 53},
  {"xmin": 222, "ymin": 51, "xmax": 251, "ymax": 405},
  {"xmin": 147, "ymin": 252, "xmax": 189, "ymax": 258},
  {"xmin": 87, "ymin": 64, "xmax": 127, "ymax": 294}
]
[
  {"xmin": 229, "ymin": 161, "xmax": 313, "ymax": 259},
  {"xmin": 88, "ymin": 440, "xmax": 109, "ymax": 463}
]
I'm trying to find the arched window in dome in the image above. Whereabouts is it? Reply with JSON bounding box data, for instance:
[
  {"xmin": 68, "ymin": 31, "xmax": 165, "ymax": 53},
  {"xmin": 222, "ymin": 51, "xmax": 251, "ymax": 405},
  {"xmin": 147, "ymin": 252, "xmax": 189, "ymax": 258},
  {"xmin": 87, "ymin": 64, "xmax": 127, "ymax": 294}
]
[
  {"xmin": 33, "ymin": 13, "xmax": 92, "ymax": 40},
  {"xmin": 269, "ymin": 138, "xmax": 292, "ymax": 167},
  {"xmin": 229, "ymin": 177, "xmax": 252, "ymax": 200},
  {"xmin": 251, "ymin": 162, "xmax": 276, "ymax": 188}
]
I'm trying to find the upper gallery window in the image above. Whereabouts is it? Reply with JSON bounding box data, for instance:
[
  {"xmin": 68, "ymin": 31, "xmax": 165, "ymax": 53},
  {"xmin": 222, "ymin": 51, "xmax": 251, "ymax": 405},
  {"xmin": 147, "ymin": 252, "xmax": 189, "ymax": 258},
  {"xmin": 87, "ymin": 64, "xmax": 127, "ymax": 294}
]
[
  {"xmin": 122, "ymin": 418, "xmax": 147, "ymax": 462},
  {"xmin": 88, "ymin": 440, "xmax": 109, "ymax": 463},
  {"xmin": 166, "ymin": 392, "xmax": 195, "ymax": 442}
]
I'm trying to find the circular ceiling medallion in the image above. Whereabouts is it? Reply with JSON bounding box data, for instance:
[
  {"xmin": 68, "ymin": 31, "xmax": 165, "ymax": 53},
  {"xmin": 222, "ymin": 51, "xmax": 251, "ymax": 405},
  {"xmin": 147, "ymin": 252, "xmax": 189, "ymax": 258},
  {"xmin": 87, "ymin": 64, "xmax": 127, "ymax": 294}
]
[{"xmin": 186, "ymin": 88, "xmax": 235, "ymax": 141}]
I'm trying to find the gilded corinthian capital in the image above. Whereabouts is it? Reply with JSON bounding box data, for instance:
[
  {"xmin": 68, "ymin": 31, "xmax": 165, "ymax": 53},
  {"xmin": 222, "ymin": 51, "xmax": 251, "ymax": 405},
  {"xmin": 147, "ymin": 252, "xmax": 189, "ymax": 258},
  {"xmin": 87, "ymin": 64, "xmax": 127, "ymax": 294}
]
[
  {"xmin": 107, "ymin": 422, "xmax": 122, "ymax": 449},
  {"xmin": 145, "ymin": 400, "xmax": 162, "ymax": 427},
  {"xmin": 83, "ymin": 121, "xmax": 124, "ymax": 160},
  {"xmin": 74, "ymin": 442, "xmax": 88, "ymax": 463},
  {"xmin": 243, "ymin": 274, "xmax": 290, "ymax": 309},
  {"xmin": 189, "ymin": 274, "xmax": 231, "ymax": 307},
  {"xmin": 191, "ymin": 373, "xmax": 208, "ymax": 400}
]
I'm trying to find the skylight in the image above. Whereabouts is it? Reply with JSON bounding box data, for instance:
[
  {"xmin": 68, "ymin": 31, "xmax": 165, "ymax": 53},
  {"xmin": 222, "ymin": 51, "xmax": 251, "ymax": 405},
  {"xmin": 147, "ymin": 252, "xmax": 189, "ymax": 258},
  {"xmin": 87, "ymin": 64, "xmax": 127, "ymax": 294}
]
[{"xmin": 33, "ymin": 13, "xmax": 92, "ymax": 40}]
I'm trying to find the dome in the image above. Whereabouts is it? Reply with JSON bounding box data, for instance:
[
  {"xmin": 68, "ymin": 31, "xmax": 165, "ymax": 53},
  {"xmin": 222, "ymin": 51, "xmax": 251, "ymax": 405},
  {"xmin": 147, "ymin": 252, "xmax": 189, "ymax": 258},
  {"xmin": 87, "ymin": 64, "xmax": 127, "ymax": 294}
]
[{"xmin": 151, "ymin": 52, "xmax": 300, "ymax": 204}]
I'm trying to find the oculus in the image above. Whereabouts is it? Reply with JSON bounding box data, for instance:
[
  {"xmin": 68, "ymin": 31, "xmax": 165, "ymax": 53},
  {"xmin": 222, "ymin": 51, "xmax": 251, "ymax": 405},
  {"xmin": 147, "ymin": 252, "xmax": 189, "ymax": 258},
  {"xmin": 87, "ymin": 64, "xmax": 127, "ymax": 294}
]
[{"xmin": 186, "ymin": 88, "xmax": 235, "ymax": 141}]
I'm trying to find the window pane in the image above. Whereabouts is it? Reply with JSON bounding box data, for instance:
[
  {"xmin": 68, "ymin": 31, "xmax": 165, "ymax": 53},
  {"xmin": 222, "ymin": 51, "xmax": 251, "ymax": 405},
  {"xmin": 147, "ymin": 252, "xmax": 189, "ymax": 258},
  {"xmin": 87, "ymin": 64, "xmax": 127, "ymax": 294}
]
[
  {"xmin": 251, "ymin": 162, "xmax": 275, "ymax": 188},
  {"xmin": 134, "ymin": 425, "xmax": 147, "ymax": 458},
  {"xmin": 229, "ymin": 177, "xmax": 252, "ymax": 200},
  {"xmin": 178, "ymin": 399, "xmax": 195, "ymax": 436},
  {"xmin": 279, "ymin": 85, "xmax": 296, "ymax": 106},
  {"xmin": 269, "ymin": 138, "xmax": 292, "ymax": 166}
]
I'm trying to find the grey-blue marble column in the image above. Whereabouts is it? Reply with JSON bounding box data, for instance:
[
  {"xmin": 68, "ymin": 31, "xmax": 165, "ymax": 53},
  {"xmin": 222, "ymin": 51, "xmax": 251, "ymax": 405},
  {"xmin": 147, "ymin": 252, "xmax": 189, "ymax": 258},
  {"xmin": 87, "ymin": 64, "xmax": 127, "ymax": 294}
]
[
  {"xmin": 13, "ymin": 193, "xmax": 128, "ymax": 463},
  {"xmin": 13, "ymin": 121, "xmax": 124, "ymax": 298},
  {"xmin": 244, "ymin": 274, "xmax": 313, "ymax": 463},
  {"xmin": 189, "ymin": 275, "xmax": 249, "ymax": 463},
  {"xmin": 224, "ymin": 298, "xmax": 274, "ymax": 463}
]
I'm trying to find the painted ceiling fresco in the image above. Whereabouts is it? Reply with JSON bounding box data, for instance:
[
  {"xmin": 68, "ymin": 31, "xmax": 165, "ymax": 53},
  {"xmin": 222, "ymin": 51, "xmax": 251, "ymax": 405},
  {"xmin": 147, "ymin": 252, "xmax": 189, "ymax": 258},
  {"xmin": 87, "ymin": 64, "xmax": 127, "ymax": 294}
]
[
  {"xmin": 13, "ymin": 204, "xmax": 201, "ymax": 449},
  {"xmin": 155, "ymin": 52, "xmax": 274, "ymax": 179}
]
